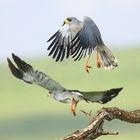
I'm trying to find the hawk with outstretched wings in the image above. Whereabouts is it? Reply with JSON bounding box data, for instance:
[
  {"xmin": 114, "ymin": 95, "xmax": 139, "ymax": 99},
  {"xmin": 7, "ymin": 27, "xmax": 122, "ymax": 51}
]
[
  {"xmin": 7, "ymin": 54, "xmax": 122, "ymax": 115},
  {"xmin": 47, "ymin": 16, "xmax": 117, "ymax": 73}
]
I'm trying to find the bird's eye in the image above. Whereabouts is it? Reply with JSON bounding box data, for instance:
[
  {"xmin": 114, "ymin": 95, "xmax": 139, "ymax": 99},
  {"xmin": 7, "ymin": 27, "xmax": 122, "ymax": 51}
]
[{"xmin": 67, "ymin": 18, "xmax": 72, "ymax": 22}]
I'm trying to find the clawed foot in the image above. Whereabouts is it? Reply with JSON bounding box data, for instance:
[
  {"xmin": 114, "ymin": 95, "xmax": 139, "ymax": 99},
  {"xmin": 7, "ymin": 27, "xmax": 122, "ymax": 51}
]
[
  {"xmin": 71, "ymin": 109, "xmax": 76, "ymax": 116},
  {"xmin": 84, "ymin": 64, "xmax": 92, "ymax": 73}
]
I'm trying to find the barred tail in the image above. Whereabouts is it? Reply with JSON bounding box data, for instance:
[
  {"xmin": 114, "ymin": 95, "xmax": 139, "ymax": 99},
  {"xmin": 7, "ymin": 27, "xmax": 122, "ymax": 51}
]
[{"xmin": 96, "ymin": 45, "xmax": 118, "ymax": 70}]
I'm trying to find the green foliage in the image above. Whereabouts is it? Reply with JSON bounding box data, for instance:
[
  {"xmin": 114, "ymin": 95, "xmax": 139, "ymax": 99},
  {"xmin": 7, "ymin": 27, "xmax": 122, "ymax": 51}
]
[{"xmin": 0, "ymin": 47, "xmax": 140, "ymax": 140}]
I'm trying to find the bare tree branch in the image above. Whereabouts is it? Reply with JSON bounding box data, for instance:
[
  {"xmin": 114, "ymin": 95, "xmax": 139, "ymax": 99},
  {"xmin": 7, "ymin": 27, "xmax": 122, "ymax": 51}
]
[{"xmin": 61, "ymin": 107, "xmax": 140, "ymax": 140}]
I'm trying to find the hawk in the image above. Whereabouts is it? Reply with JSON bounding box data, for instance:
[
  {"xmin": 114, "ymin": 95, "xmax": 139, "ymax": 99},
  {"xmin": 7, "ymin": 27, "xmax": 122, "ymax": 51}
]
[
  {"xmin": 47, "ymin": 16, "xmax": 117, "ymax": 73},
  {"xmin": 7, "ymin": 54, "xmax": 122, "ymax": 115}
]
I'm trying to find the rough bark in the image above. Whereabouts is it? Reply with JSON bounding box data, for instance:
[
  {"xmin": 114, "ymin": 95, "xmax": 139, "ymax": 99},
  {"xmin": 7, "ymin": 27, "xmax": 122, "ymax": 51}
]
[{"xmin": 61, "ymin": 107, "xmax": 140, "ymax": 140}]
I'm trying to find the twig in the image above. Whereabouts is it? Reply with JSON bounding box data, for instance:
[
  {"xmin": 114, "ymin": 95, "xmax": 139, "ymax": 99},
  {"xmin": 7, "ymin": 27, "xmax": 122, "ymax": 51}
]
[
  {"xmin": 80, "ymin": 110, "xmax": 93, "ymax": 122},
  {"xmin": 61, "ymin": 107, "xmax": 140, "ymax": 140}
]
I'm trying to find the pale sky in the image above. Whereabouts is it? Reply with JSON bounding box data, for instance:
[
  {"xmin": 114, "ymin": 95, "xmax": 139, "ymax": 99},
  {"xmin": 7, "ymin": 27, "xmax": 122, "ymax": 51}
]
[{"xmin": 0, "ymin": 0, "xmax": 140, "ymax": 63}]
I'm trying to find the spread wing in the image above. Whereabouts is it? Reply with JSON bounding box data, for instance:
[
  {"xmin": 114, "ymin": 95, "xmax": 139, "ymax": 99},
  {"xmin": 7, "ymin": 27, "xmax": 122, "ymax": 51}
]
[
  {"xmin": 7, "ymin": 53, "xmax": 65, "ymax": 93},
  {"xmin": 71, "ymin": 16, "xmax": 104, "ymax": 61},
  {"xmin": 47, "ymin": 24, "xmax": 81, "ymax": 62}
]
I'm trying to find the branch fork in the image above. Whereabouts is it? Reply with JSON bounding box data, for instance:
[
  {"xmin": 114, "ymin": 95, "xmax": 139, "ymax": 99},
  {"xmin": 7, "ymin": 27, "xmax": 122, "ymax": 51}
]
[{"xmin": 61, "ymin": 107, "xmax": 140, "ymax": 140}]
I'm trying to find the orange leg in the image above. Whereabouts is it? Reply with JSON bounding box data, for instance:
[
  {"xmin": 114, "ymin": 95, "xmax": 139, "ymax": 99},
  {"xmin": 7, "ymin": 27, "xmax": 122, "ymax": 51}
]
[
  {"xmin": 70, "ymin": 97, "xmax": 77, "ymax": 116},
  {"xmin": 84, "ymin": 55, "xmax": 92, "ymax": 73},
  {"xmin": 96, "ymin": 51, "xmax": 101, "ymax": 68}
]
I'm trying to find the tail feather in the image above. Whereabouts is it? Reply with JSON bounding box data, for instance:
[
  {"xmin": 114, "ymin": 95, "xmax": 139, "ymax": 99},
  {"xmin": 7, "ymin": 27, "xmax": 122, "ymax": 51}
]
[
  {"xmin": 81, "ymin": 87, "xmax": 123, "ymax": 104},
  {"xmin": 96, "ymin": 45, "xmax": 118, "ymax": 70},
  {"xmin": 101, "ymin": 87, "xmax": 123, "ymax": 104}
]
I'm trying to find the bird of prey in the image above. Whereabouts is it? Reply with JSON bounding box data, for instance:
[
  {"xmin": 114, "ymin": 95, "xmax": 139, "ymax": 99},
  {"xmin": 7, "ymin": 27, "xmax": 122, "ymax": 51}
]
[
  {"xmin": 7, "ymin": 54, "xmax": 122, "ymax": 115},
  {"xmin": 47, "ymin": 16, "xmax": 118, "ymax": 73}
]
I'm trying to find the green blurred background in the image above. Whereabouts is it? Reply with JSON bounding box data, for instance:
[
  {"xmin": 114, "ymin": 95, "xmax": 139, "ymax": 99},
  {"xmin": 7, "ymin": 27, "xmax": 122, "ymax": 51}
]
[{"xmin": 1, "ymin": 47, "xmax": 140, "ymax": 140}]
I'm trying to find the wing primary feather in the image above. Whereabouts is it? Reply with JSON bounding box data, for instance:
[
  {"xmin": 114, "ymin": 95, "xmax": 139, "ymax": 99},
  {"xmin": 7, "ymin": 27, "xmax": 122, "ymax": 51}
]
[
  {"xmin": 55, "ymin": 37, "xmax": 65, "ymax": 61},
  {"xmin": 72, "ymin": 43, "xmax": 82, "ymax": 58},
  {"xmin": 66, "ymin": 47, "xmax": 69, "ymax": 58},
  {"xmin": 71, "ymin": 35, "xmax": 80, "ymax": 48},
  {"xmin": 52, "ymin": 43, "xmax": 60, "ymax": 58},
  {"xmin": 7, "ymin": 58, "xmax": 23, "ymax": 79},
  {"xmin": 56, "ymin": 51, "xmax": 61, "ymax": 62},
  {"xmin": 48, "ymin": 36, "xmax": 62, "ymax": 56},
  {"xmin": 55, "ymin": 46, "xmax": 63, "ymax": 61},
  {"xmin": 72, "ymin": 48, "xmax": 81, "ymax": 59},
  {"xmin": 47, "ymin": 35, "xmax": 59, "ymax": 50},
  {"xmin": 78, "ymin": 50, "xmax": 84, "ymax": 60},
  {"xmin": 74, "ymin": 49, "xmax": 84, "ymax": 61},
  {"xmin": 66, "ymin": 36, "xmax": 70, "ymax": 58},
  {"xmin": 8, "ymin": 54, "xmax": 66, "ymax": 89},
  {"xmin": 83, "ymin": 47, "xmax": 88, "ymax": 57},
  {"xmin": 48, "ymin": 42, "xmax": 59, "ymax": 56},
  {"xmin": 71, "ymin": 41, "xmax": 81, "ymax": 55},
  {"xmin": 47, "ymin": 30, "xmax": 59, "ymax": 42},
  {"xmin": 60, "ymin": 48, "xmax": 66, "ymax": 61},
  {"xmin": 47, "ymin": 32, "xmax": 61, "ymax": 51},
  {"xmin": 71, "ymin": 32, "xmax": 80, "ymax": 43},
  {"xmin": 12, "ymin": 53, "xmax": 33, "ymax": 73}
]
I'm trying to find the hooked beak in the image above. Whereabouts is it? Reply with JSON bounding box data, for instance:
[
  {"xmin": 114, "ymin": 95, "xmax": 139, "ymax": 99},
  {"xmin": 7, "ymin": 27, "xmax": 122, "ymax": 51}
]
[{"xmin": 62, "ymin": 19, "xmax": 70, "ymax": 26}]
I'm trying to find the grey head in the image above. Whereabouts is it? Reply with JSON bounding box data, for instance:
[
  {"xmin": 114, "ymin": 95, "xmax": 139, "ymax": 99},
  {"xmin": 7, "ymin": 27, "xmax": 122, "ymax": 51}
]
[{"xmin": 63, "ymin": 17, "xmax": 81, "ymax": 26}]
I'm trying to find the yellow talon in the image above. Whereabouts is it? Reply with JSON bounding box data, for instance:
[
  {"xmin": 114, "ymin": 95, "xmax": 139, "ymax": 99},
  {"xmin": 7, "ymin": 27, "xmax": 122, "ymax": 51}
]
[{"xmin": 84, "ymin": 64, "xmax": 92, "ymax": 73}]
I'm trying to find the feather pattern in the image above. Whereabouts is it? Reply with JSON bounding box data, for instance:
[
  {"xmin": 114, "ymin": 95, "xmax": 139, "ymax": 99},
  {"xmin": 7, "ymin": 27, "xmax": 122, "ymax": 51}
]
[
  {"xmin": 7, "ymin": 53, "xmax": 65, "ymax": 93},
  {"xmin": 47, "ymin": 23, "xmax": 80, "ymax": 61},
  {"xmin": 47, "ymin": 16, "xmax": 105, "ymax": 61},
  {"xmin": 80, "ymin": 88, "xmax": 123, "ymax": 103},
  {"xmin": 47, "ymin": 16, "xmax": 118, "ymax": 71},
  {"xmin": 71, "ymin": 16, "xmax": 104, "ymax": 60},
  {"xmin": 7, "ymin": 54, "xmax": 122, "ymax": 105}
]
